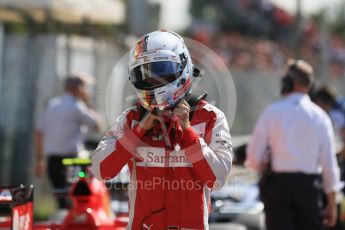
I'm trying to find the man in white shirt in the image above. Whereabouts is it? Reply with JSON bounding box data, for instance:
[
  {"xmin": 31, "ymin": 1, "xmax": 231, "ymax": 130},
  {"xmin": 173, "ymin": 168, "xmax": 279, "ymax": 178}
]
[
  {"xmin": 35, "ymin": 73, "xmax": 101, "ymax": 209},
  {"xmin": 247, "ymin": 59, "xmax": 342, "ymax": 230}
]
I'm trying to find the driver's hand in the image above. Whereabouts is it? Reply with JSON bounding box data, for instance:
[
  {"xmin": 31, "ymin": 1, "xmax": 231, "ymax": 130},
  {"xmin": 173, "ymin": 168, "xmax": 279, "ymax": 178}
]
[
  {"xmin": 173, "ymin": 100, "xmax": 190, "ymax": 130},
  {"xmin": 139, "ymin": 112, "xmax": 160, "ymax": 131}
]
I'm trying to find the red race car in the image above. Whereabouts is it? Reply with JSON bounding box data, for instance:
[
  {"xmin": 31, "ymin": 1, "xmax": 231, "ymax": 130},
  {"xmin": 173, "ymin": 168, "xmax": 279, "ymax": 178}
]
[{"xmin": 0, "ymin": 158, "xmax": 128, "ymax": 230}]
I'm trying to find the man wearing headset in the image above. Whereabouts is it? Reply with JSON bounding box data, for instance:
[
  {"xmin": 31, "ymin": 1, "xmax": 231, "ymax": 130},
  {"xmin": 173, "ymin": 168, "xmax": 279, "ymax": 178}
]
[
  {"xmin": 91, "ymin": 30, "xmax": 232, "ymax": 229},
  {"xmin": 247, "ymin": 59, "xmax": 342, "ymax": 230}
]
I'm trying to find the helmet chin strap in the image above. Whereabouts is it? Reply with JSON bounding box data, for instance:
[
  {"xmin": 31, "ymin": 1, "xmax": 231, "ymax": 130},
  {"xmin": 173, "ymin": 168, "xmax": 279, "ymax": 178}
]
[
  {"xmin": 142, "ymin": 71, "xmax": 199, "ymax": 147},
  {"xmin": 153, "ymin": 88, "xmax": 193, "ymax": 148},
  {"xmin": 155, "ymin": 109, "xmax": 172, "ymax": 148},
  {"xmin": 141, "ymin": 89, "xmax": 207, "ymax": 149}
]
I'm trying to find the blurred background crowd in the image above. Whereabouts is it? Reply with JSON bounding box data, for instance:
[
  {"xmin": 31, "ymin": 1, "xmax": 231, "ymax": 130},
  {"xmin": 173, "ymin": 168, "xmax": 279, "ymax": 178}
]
[{"xmin": 1, "ymin": 0, "xmax": 345, "ymax": 228}]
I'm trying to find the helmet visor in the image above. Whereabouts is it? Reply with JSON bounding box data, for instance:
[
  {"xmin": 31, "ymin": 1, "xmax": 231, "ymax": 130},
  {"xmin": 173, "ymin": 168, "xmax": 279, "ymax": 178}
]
[{"xmin": 130, "ymin": 61, "xmax": 183, "ymax": 90}]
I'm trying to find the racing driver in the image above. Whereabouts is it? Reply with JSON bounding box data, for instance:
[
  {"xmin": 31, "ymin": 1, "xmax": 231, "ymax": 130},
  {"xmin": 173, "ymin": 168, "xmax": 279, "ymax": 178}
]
[{"xmin": 91, "ymin": 30, "xmax": 232, "ymax": 230}]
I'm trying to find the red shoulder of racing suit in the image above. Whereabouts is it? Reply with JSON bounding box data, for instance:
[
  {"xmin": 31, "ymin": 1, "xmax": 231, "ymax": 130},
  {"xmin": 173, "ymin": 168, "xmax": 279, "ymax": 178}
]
[{"xmin": 91, "ymin": 100, "xmax": 232, "ymax": 230}]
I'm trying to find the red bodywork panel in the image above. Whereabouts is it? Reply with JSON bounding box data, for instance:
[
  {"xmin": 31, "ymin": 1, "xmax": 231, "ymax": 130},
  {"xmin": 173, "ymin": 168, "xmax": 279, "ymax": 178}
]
[
  {"xmin": 0, "ymin": 186, "xmax": 34, "ymax": 230},
  {"xmin": 34, "ymin": 178, "xmax": 128, "ymax": 230}
]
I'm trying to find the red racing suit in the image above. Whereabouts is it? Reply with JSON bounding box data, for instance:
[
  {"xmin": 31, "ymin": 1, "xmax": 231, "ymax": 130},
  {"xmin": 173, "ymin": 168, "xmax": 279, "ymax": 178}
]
[{"xmin": 91, "ymin": 100, "xmax": 232, "ymax": 230}]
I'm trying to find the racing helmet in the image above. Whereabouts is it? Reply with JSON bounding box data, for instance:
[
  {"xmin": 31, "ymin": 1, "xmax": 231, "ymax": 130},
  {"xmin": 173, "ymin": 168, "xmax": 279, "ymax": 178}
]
[{"xmin": 128, "ymin": 30, "xmax": 194, "ymax": 111}]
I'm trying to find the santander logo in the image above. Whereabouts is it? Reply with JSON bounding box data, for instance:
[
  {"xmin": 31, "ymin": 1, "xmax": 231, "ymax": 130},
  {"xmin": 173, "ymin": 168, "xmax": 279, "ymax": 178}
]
[{"xmin": 136, "ymin": 147, "xmax": 192, "ymax": 167}]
